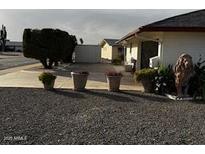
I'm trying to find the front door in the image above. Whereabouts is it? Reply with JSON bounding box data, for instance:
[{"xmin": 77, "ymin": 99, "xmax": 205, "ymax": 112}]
[{"xmin": 141, "ymin": 41, "xmax": 158, "ymax": 69}]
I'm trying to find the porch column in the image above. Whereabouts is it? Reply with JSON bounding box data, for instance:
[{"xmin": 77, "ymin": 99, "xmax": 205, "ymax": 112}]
[
  {"xmin": 137, "ymin": 41, "xmax": 141, "ymax": 70},
  {"xmin": 121, "ymin": 40, "xmax": 128, "ymax": 64},
  {"xmin": 158, "ymin": 41, "xmax": 162, "ymax": 63},
  {"xmin": 123, "ymin": 46, "xmax": 126, "ymax": 64}
]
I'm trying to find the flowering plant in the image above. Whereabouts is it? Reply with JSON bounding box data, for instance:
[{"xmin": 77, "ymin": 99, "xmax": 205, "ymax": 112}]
[{"xmin": 105, "ymin": 71, "xmax": 122, "ymax": 76}]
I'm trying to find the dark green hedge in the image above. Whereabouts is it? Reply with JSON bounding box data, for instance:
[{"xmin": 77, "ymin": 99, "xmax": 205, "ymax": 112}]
[{"xmin": 23, "ymin": 28, "xmax": 77, "ymax": 68}]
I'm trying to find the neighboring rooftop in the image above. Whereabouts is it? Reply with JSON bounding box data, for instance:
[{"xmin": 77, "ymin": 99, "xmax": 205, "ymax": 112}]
[
  {"xmin": 6, "ymin": 40, "xmax": 22, "ymax": 46},
  {"xmin": 142, "ymin": 9, "xmax": 205, "ymax": 28},
  {"xmin": 118, "ymin": 9, "xmax": 205, "ymax": 43},
  {"xmin": 100, "ymin": 38, "xmax": 119, "ymax": 46}
]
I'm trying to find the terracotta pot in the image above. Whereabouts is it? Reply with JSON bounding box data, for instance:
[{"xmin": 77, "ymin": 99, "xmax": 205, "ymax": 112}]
[
  {"xmin": 71, "ymin": 72, "xmax": 89, "ymax": 91},
  {"xmin": 141, "ymin": 79, "xmax": 153, "ymax": 93},
  {"xmin": 43, "ymin": 79, "xmax": 55, "ymax": 90},
  {"xmin": 106, "ymin": 75, "xmax": 122, "ymax": 92}
]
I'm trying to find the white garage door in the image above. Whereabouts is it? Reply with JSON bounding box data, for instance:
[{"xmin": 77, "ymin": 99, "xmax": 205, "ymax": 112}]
[{"xmin": 74, "ymin": 45, "xmax": 101, "ymax": 63}]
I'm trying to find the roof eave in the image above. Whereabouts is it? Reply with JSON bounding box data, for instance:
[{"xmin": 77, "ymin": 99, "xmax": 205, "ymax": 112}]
[
  {"xmin": 117, "ymin": 26, "xmax": 205, "ymax": 44},
  {"xmin": 100, "ymin": 40, "xmax": 106, "ymax": 47},
  {"xmin": 116, "ymin": 29, "xmax": 140, "ymax": 44},
  {"xmin": 139, "ymin": 26, "xmax": 205, "ymax": 32}
]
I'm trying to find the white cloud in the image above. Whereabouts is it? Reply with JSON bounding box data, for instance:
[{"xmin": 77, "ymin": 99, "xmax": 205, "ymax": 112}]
[{"xmin": 0, "ymin": 9, "xmax": 196, "ymax": 44}]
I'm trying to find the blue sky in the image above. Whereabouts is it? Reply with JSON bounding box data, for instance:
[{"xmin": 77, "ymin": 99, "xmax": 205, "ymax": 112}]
[{"xmin": 0, "ymin": 9, "xmax": 196, "ymax": 44}]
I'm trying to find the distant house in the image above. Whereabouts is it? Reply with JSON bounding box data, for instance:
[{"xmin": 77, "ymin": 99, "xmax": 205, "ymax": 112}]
[
  {"xmin": 5, "ymin": 40, "xmax": 23, "ymax": 52},
  {"xmin": 100, "ymin": 39, "xmax": 124, "ymax": 63},
  {"xmin": 117, "ymin": 10, "xmax": 205, "ymax": 70}
]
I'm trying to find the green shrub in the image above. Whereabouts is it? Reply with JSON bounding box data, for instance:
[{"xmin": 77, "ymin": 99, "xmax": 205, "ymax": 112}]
[
  {"xmin": 112, "ymin": 58, "xmax": 122, "ymax": 65},
  {"xmin": 154, "ymin": 65, "xmax": 176, "ymax": 95},
  {"xmin": 134, "ymin": 68, "xmax": 157, "ymax": 81},
  {"xmin": 39, "ymin": 72, "xmax": 56, "ymax": 84},
  {"xmin": 23, "ymin": 28, "xmax": 77, "ymax": 69},
  {"xmin": 188, "ymin": 57, "xmax": 205, "ymax": 100}
]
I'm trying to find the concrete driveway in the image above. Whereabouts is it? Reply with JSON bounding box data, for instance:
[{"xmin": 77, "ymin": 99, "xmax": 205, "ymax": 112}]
[
  {"xmin": 0, "ymin": 52, "xmax": 38, "ymax": 70},
  {"xmin": 0, "ymin": 63, "xmax": 143, "ymax": 91}
]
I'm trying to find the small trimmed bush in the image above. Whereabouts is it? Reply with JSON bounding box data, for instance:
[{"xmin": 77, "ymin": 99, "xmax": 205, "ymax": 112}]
[
  {"xmin": 188, "ymin": 57, "xmax": 205, "ymax": 99},
  {"xmin": 39, "ymin": 72, "xmax": 56, "ymax": 84},
  {"xmin": 134, "ymin": 68, "xmax": 157, "ymax": 81},
  {"xmin": 112, "ymin": 58, "xmax": 122, "ymax": 65},
  {"xmin": 153, "ymin": 65, "xmax": 176, "ymax": 95}
]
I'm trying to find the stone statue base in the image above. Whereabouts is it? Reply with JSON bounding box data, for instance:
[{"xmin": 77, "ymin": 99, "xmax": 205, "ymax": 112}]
[{"xmin": 165, "ymin": 94, "xmax": 202, "ymax": 101}]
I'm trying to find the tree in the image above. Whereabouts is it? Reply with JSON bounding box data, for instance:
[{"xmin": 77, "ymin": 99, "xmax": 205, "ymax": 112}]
[
  {"xmin": 62, "ymin": 35, "xmax": 77, "ymax": 63},
  {"xmin": 23, "ymin": 28, "xmax": 77, "ymax": 69},
  {"xmin": 0, "ymin": 25, "xmax": 7, "ymax": 52},
  {"xmin": 79, "ymin": 38, "xmax": 84, "ymax": 44}
]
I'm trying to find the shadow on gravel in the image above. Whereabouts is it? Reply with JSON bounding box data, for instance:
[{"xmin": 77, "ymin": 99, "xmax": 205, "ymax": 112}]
[
  {"xmin": 51, "ymin": 89, "xmax": 85, "ymax": 98},
  {"xmin": 84, "ymin": 90, "xmax": 133, "ymax": 102},
  {"xmin": 119, "ymin": 91, "xmax": 172, "ymax": 103}
]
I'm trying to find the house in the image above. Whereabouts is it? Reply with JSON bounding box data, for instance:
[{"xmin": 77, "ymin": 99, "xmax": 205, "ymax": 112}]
[
  {"xmin": 117, "ymin": 10, "xmax": 205, "ymax": 70},
  {"xmin": 5, "ymin": 40, "xmax": 23, "ymax": 52},
  {"xmin": 100, "ymin": 39, "xmax": 124, "ymax": 63}
]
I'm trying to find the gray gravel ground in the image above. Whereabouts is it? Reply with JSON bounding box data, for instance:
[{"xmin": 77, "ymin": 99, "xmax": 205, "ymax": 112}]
[{"xmin": 0, "ymin": 87, "xmax": 205, "ymax": 145}]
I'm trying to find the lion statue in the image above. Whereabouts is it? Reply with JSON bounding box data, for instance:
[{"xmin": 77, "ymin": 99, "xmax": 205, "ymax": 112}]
[{"xmin": 174, "ymin": 53, "xmax": 194, "ymax": 97}]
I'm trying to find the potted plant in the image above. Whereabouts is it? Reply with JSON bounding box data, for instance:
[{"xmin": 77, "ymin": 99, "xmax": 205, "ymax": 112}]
[
  {"xmin": 105, "ymin": 71, "xmax": 122, "ymax": 92},
  {"xmin": 39, "ymin": 72, "xmax": 56, "ymax": 90},
  {"xmin": 71, "ymin": 71, "xmax": 89, "ymax": 91},
  {"xmin": 134, "ymin": 68, "xmax": 157, "ymax": 93}
]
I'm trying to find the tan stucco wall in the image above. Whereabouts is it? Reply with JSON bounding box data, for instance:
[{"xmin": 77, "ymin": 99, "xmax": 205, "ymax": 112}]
[
  {"xmin": 101, "ymin": 43, "xmax": 113, "ymax": 60},
  {"xmin": 101, "ymin": 43, "xmax": 121, "ymax": 60}
]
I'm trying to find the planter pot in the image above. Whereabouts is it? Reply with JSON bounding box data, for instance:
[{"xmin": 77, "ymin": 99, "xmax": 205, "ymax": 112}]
[
  {"xmin": 43, "ymin": 80, "xmax": 55, "ymax": 90},
  {"xmin": 71, "ymin": 72, "xmax": 89, "ymax": 91},
  {"xmin": 106, "ymin": 75, "xmax": 122, "ymax": 92},
  {"xmin": 141, "ymin": 79, "xmax": 153, "ymax": 93}
]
